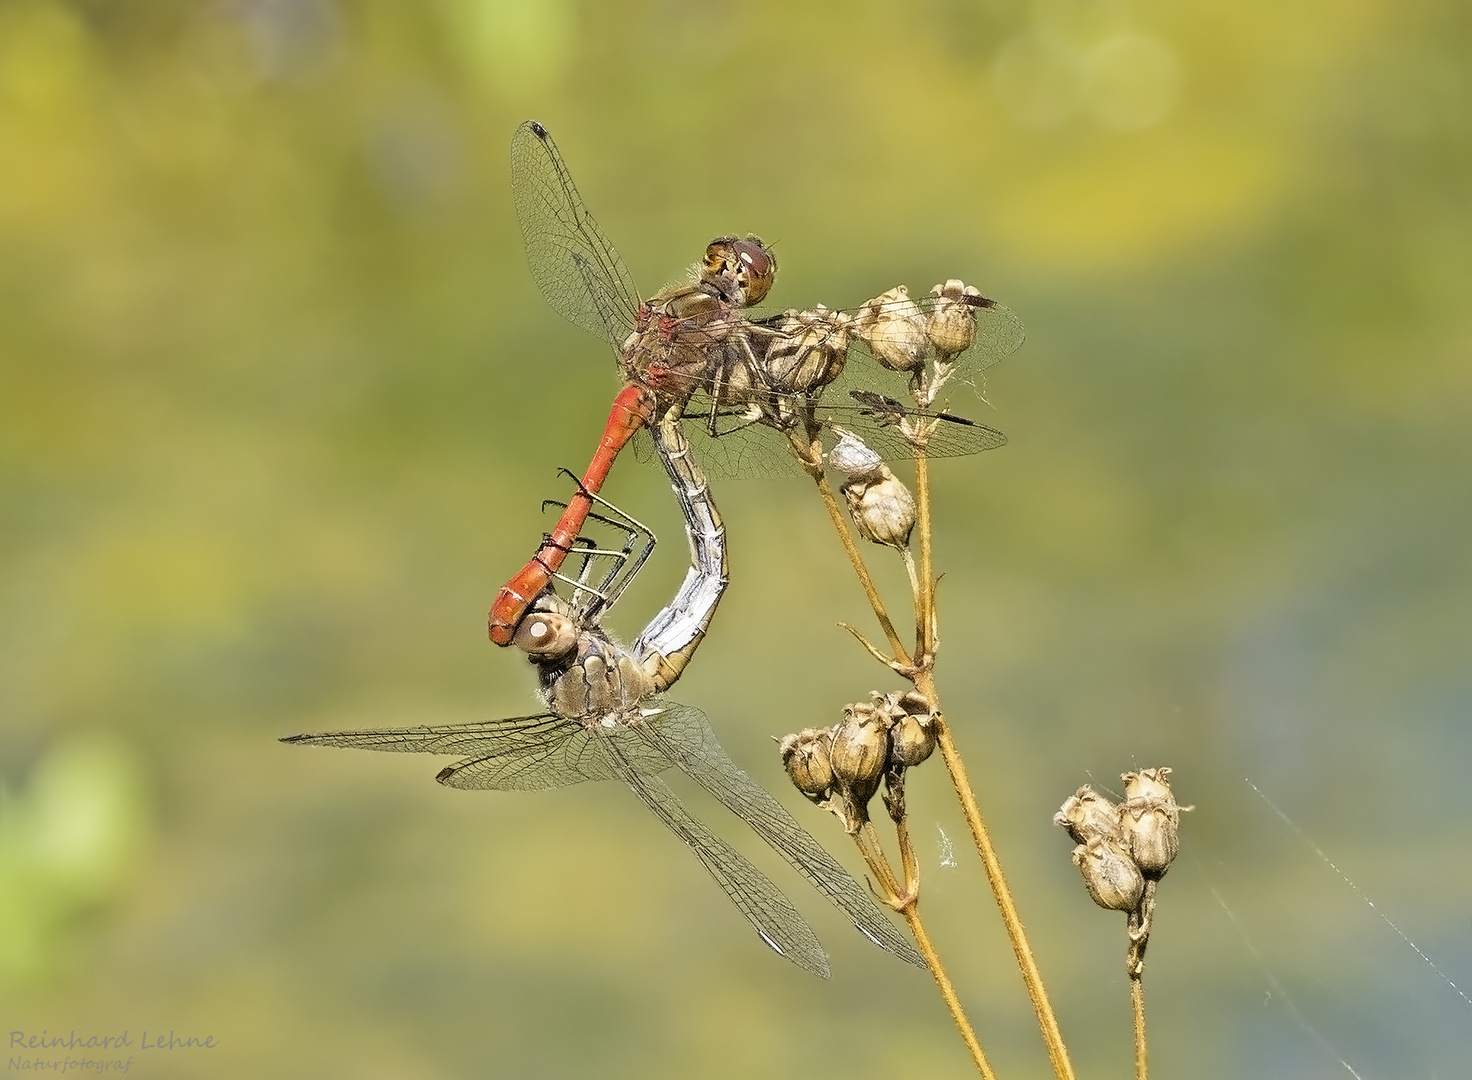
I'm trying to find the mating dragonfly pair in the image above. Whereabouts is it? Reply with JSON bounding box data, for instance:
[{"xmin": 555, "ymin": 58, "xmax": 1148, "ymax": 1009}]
[{"xmin": 285, "ymin": 121, "xmax": 1024, "ymax": 975}]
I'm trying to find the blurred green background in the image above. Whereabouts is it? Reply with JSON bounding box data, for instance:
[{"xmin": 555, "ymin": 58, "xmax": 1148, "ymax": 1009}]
[{"xmin": 3, "ymin": 0, "xmax": 1470, "ymax": 1076}]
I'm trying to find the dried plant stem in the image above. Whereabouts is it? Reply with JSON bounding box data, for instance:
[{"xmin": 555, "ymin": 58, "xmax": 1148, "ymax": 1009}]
[
  {"xmin": 815, "ymin": 448, "xmax": 1073, "ymax": 1079},
  {"xmin": 811, "ymin": 471, "xmax": 910, "ymax": 660},
  {"xmin": 901, "ymin": 903, "xmax": 999, "ymax": 1080},
  {"xmin": 913, "ymin": 452, "xmax": 936, "ymax": 659},
  {"xmin": 852, "ymin": 826, "xmax": 997, "ymax": 1080},
  {"xmin": 901, "ymin": 548, "xmax": 923, "ymax": 644},
  {"xmin": 855, "ymin": 822, "xmax": 903, "ymax": 898},
  {"xmin": 906, "ymin": 453, "xmax": 1075, "ymax": 1080},
  {"xmin": 925, "ymin": 695, "xmax": 1077, "ymax": 1080},
  {"xmin": 1131, "ymin": 973, "xmax": 1148, "ymax": 1080}
]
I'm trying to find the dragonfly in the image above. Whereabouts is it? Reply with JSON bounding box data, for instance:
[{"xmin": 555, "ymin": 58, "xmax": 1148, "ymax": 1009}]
[
  {"xmin": 489, "ymin": 119, "xmax": 1024, "ymax": 644},
  {"xmin": 285, "ymin": 416, "xmax": 924, "ymax": 975}
]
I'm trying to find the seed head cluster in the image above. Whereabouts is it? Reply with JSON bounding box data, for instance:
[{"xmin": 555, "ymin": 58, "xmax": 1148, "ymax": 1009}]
[
  {"xmin": 779, "ymin": 691, "xmax": 937, "ymax": 834},
  {"xmin": 1055, "ymin": 767, "xmax": 1183, "ymax": 977}
]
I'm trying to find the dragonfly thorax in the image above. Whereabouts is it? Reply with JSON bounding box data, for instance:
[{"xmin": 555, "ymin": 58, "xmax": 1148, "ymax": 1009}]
[
  {"xmin": 617, "ymin": 286, "xmax": 746, "ymax": 409},
  {"xmin": 535, "ymin": 623, "xmax": 658, "ymax": 722}
]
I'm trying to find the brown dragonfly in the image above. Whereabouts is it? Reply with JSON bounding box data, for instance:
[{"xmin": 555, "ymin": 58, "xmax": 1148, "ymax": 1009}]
[
  {"xmin": 287, "ymin": 417, "xmax": 924, "ymax": 975},
  {"xmin": 488, "ymin": 119, "xmax": 1024, "ymax": 644}
]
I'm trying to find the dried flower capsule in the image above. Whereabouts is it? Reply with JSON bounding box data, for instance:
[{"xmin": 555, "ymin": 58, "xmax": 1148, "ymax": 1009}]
[
  {"xmin": 761, "ymin": 307, "xmax": 850, "ymax": 393},
  {"xmin": 880, "ymin": 691, "xmax": 936, "ymax": 768},
  {"xmin": 778, "ymin": 727, "xmax": 836, "ymax": 805},
  {"xmin": 1122, "ymin": 766, "xmax": 1174, "ymax": 804},
  {"xmin": 1120, "ymin": 767, "xmax": 1180, "ymax": 878},
  {"xmin": 889, "ymin": 713, "xmax": 935, "ymax": 770},
  {"xmin": 828, "ymin": 429, "xmax": 885, "ymax": 478},
  {"xmin": 1072, "ymin": 836, "xmax": 1146, "ymax": 912},
  {"xmin": 828, "ymin": 701, "xmax": 890, "ymax": 832},
  {"xmin": 841, "ymin": 466, "xmax": 916, "ymax": 549},
  {"xmin": 854, "ymin": 286, "xmax": 929, "ymax": 373},
  {"xmin": 831, "ymin": 703, "xmax": 889, "ymax": 793},
  {"xmin": 926, "ymin": 279, "xmax": 982, "ymax": 358},
  {"xmin": 1054, "ymin": 785, "xmax": 1123, "ymax": 845}
]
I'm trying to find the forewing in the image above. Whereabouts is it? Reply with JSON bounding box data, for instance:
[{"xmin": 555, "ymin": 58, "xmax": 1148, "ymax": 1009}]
[
  {"xmin": 667, "ymin": 392, "xmax": 1006, "ymax": 480},
  {"xmin": 835, "ymin": 292, "xmax": 1025, "ymax": 385},
  {"xmin": 283, "ymin": 714, "xmax": 666, "ymax": 792},
  {"xmin": 648, "ymin": 415, "xmax": 807, "ymax": 481},
  {"xmin": 511, "ymin": 121, "xmax": 642, "ymax": 345},
  {"xmin": 600, "ymin": 730, "xmax": 831, "ymax": 978},
  {"xmin": 641, "ymin": 704, "xmax": 925, "ymax": 968},
  {"xmin": 951, "ymin": 297, "xmax": 1026, "ymax": 380}
]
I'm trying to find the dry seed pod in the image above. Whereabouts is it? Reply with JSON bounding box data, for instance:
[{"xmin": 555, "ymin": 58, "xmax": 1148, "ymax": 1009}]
[
  {"xmin": 828, "ymin": 701, "xmax": 891, "ymax": 832},
  {"xmin": 1054, "ymin": 785, "xmax": 1123, "ymax": 845},
  {"xmin": 831, "ymin": 703, "xmax": 889, "ymax": 794},
  {"xmin": 1073, "ymin": 836, "xmax": 1146, "ymax": 912},
  {"xmin": 762, "ymin": 307, "xmax": 851, "ymax": 393},
  {"xmin": 842, "ymin": 467, "xmax": 916, "ymax": 549},
  {"xmin": 889, "ymin": 713, "xmax": 935, "ymax": 769},
  {"xmin": 879, "ymin": 691, "xmax": 936, "ymax": 768},
  {"xmin": 1120, "ymin": 767, "xmax": 1180, "ymax": 878},
  {"xmin": 828, "ymin": 428, "xmax": 885, "ymax": 479},
  {"xmin": 778, "ymin": 727, "xmax": 836, "ymax": 805},
  {"xmin": 890, "ymin": 690, "xmax": 932, "ymax": 715},
  {"xmin": 1123, "ymin": 766, "xmax": 1175, "ymax": 804},
  {"xmin": 926, "ymin": 279, "xmax": 982, "ymax": 358},
  {"xmin": 854, "ymin": 286, "xmax": 928, "ymax": 373}
]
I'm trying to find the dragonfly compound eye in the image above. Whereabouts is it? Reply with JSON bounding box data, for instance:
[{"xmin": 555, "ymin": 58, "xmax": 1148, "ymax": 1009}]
[
  {"xmin": 702, "ymin": 236, "xmax": 776, "ymax": 307},
  {"xmin": 511, "ymin": 611, "xmax": 578, "ymax": 659},
  {"xmin": 732, "ymin": 237, "xmax": 775, "ymax": 305}
]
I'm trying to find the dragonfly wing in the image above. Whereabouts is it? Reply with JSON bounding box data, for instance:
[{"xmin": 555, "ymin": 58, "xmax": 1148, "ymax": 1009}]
[
  {"xmin": 675, "ymin": 394, "xmax": 1008, "ymax": 476},
  {"xmin": 599, "ymin": 726, "xmax": 831, "ymax": 978},
  {"xmin": 818, "ymin": 400, "xmax": 1007, "ymax": 462},
  {"xmin": 435, "ymin": 717, "xmax": 676, "ymax": 791},
  {"xmin": 511, "ymin": 120, "xmax": 641, "ymax": 345},
  {"xmin": 965, "ymin": 298, "xmax": 1027, "ymax": 377},
  {"xmin": 282, "ymin": 714, "xmax": 569, "ymax": 756},
  {"xmin": 661, "ymin": 414, "xmax": 809, "ymax": 481},
  {"xmin": 834, "ymin": 292, "xmax": 1025, "ymax": 384},
  {"xmin": 643, "ymin": 704, "xmax": 925, "ymax": 969},
  {"xmin": 283, "ymin": 715, "xmax": 658, "ymax": 791}
]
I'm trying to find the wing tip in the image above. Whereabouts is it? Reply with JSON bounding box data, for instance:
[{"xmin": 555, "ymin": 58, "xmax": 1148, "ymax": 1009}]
[{"xmin": 758, "ymin": 929, "xmax": 831, "ymax": 979}]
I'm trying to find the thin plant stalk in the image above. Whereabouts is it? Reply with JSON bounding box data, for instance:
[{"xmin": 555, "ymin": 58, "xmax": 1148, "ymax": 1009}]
[
  {"xmin": 910, "ymin": 453, "xmax": 1076, "ymax": 1080},
  {"xmin": 900, "ymin": 547, "xmax": 927, "ymax": 651},
  {"xmin": 852, "ymin": 822, "xmax": 997, "ymax": 1080},
  {"xmin": 925, "ymin": 698, "xmax": 1076, "ymax": 1080},
  {"xmin": 814, "ymin": 446, "xmax": 1077, "ymax": 1080},
  {"xmin": 901, "ymin": 899, "xmax": 999, "ymax": 1080},
  {"xmin": 913, "ymin": 452, "xmax": 936, "ymax": 661},
  {"xmin": 811, "ymin": 471, "xmax": 909, "ymax": 660},
  {"xmin": 1131, "ymin": 973, "xmax": 1148, "ymax": 1080},
  {"xmin": 856, "ymin": 821, "xmax": 904, "ymax": 898}
]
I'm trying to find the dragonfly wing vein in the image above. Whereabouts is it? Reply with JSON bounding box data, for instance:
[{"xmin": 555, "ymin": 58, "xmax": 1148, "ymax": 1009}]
[
  {"xmin": 603, "ymin": 729, "xmax": 831, "ymax": 978},
  {"xmin": 511, "ymin": 121, "xmax": 640, "ymax": 344},
  {"xmin": 281, "ymin": 715, "xmax": 567, "ymax": 756},
  {"xmin": 646, "ymin": 706, "xmax": 925, "ymax": 968}
]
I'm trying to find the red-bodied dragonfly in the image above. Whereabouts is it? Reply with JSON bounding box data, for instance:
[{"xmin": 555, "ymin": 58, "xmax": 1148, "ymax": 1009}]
[
  {"xmin": 489, "ymin": 119, "xmax": 1024, "ymax": 645},
  {"xmin": 286, "ymin": 417, "xmax": 924, "ymax": 974}
]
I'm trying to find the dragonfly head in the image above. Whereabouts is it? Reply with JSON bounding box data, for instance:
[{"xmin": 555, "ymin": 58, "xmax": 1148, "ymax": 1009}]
[
  {"xmin": 511, "ymin": 607, "xmax": 579, "ymax": 661},
  {"xmin": 702, "ymin": 235, "xmax": 776, "ymax": 308}
]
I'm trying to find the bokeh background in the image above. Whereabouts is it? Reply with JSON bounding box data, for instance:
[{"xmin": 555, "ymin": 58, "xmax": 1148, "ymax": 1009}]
[{"xmin": 3, "ymin": 1, "xmax": 1470, "ymax": 1076}]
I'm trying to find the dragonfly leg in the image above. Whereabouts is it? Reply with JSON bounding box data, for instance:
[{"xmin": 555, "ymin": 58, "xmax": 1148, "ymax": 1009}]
[{"xmin": 541, "ymin": 476, "xmax": 656, "ymax": 626}]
